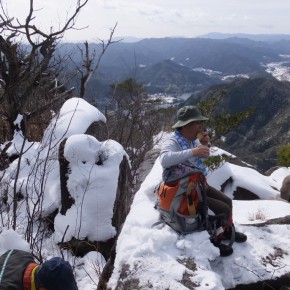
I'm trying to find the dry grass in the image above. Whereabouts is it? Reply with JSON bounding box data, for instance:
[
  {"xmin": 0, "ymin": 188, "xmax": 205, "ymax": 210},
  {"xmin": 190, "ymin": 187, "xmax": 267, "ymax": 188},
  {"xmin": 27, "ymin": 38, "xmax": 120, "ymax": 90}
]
[{"xmin": 248, "ymin": 208, "xmax": 267, "ymax": 221}]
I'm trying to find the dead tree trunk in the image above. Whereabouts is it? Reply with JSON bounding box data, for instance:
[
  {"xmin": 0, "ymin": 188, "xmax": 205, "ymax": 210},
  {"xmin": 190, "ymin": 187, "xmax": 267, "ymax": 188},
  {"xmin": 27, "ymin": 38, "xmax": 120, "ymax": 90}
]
[{"xmin": 59, "ymin": 138, "xmax": 75, "ymax": 214}]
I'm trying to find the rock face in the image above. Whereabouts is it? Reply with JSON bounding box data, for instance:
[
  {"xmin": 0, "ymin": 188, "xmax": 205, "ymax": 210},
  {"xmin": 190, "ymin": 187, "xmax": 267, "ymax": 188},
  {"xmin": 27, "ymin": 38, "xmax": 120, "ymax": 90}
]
[
  {"xmin": 56, "ymin": 131, "xmax": 133, "ymax": 290},
  {"xmin": 58, "ymin": 138, "xmax": 75, "ymax": 215},
  {"xmin": 97, "ymin": 156, "xmax": 133, "ymax": 290},
  {"xmin": 58, "ymin": 138, "xmax": 133, "ymax": 259},
  {"xmin": 85, "ymin": 121, "xmax": 108, "ymax": 142},
  {"xmin": 134, "ymin": 148, "xmax": 161, "ymax": 191},
  {"xmin": 233, "ymin": 187, "xmax": 260, "ymax": 200},
  {"xmin": 280, "ymin": 175, "xmax": 290, "ymax": 202}
]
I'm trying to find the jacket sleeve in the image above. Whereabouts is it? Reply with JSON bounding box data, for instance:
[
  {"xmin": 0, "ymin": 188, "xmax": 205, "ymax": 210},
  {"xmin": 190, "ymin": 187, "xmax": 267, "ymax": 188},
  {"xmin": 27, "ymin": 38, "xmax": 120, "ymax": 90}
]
[{"xmin": 159, "ymin": 135, "xmax": 193, "ymax": 168}]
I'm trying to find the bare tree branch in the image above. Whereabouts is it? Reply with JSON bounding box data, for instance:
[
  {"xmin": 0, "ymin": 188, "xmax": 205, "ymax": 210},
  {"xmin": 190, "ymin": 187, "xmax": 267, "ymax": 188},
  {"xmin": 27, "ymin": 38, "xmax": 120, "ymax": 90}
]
[
  {"xmin": 0, "ymin": 0, "xmax": 88, "ymax": 141},
  {"xmin": 73, "ymin": 22, "xmax": 120, "ymax": 98}
]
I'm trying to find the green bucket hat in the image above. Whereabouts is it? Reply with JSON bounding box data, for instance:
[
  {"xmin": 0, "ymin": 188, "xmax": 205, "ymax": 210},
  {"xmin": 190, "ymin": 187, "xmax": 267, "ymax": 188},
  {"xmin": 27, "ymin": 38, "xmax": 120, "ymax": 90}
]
[{"xmin": 172, "ymin": 105, "xmax": 208, "ymax": 129}]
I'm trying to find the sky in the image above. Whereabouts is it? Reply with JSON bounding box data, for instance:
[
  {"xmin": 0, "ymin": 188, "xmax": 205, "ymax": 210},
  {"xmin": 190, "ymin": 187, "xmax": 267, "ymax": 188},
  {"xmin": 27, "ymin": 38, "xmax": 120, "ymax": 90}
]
[
  {"xmin": 1, "ymin": 97, "xmax": 290, "ymax": 289},
  {"xmin": 2, "ymin": 0, "xmax": 290, "ymax": 42}
]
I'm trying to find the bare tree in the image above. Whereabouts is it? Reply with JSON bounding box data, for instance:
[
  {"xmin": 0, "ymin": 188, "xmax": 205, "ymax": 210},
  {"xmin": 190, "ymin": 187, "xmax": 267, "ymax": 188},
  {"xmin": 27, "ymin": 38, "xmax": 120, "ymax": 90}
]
[
  {"xmin": 106, "ymin": 78, "xmax": 175, "ymax": 181},
  {"xmin": 0, "ymin": 0, "xmax": 88, "ymax": 142},
  {"xmin": 73, "ymin": 23, "xmax": 120, "ymax": 99}
]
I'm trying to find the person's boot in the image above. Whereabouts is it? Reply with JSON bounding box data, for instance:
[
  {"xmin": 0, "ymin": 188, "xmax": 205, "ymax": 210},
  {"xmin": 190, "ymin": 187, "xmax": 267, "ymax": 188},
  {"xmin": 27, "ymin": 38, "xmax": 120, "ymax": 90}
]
[
  {"xmin": 218, "ymin": 243, "xmax": 234, "ymax": 257},
  {"xmin": 234, "ymin": 231, "xmax": 247, "ymax": 243},
  {"xmin": 211, "ymin": 239, "xmax": 233, "ymax": 257},
  {"xmin": 223, "ymin": 225, "xmax": 247, "ymax": 243}
]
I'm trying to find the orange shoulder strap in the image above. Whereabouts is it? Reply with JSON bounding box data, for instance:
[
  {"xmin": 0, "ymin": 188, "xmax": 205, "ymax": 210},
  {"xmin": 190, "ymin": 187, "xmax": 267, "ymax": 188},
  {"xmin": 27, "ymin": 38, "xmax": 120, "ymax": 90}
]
[{"xmin": 23, "ymin": 263, "xmax": 38, "ymax": 290}]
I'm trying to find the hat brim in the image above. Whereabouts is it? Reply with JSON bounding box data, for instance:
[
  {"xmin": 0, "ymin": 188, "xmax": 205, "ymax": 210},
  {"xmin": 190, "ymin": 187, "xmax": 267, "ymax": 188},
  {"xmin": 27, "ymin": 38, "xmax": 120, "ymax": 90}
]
[{"xmin": 172, "ymin": 116, "xmax": 208, "ymax": 129}]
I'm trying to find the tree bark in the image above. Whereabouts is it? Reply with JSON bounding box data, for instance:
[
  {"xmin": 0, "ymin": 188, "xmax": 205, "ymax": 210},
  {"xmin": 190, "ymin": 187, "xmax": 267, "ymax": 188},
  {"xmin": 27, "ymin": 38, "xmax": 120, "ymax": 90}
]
[{"xmin": 58, "ymin": 138, "xmax": 75, "ymax": 214}]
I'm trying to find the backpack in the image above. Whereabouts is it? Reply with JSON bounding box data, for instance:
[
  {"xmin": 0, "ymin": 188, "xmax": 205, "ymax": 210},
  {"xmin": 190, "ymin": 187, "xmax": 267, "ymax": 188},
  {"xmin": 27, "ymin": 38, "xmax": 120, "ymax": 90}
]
[{"xmin": 153, "ymin": 165, "xmax": 234, "ymax": 245}]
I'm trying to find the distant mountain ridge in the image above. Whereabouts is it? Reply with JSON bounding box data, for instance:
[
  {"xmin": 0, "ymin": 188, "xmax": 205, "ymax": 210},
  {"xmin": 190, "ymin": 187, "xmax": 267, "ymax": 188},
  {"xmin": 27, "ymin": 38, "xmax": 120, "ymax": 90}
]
[
  {"xmin": 61, "ymin": 35, "xmax": 290, "ymax": 100},
  {"xmin": 135, "ymin": 59, "xmax": 220, "ymax": 94},
  {"xmin": 111, "ymin": 33, "xmax": 290, "ymax": 43},
  {"xmin": 197, "ymin": 32, "xmax": 290, "ymax": 42}
]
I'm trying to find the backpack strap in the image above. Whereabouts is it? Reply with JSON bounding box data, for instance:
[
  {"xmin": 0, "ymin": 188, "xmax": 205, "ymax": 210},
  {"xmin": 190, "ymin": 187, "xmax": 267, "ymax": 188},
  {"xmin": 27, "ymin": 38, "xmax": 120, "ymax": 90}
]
[
  {"xmin": 226, "ymin": 224, "xmax": 235, "ymax": 248},
  {"xmin": 169, "ymin": 176, "xmax": 189, "ymax": 219},
  {"xmin": 207, "ymin": 215, "xmax": 235, "ymax": 248},
  {"xmin": 185, "ymin": 182, "xmax": 196, "ymax": 215},
  {"xmin": 23, "ymin": 263, "xmax": 38, "ymax": 290},
  {"xmin": 206, "ymin": 214, "xmax": 225, "ymax": 244},
  {"xmin": 151, "ymin": 219, "xmax": 166, "ymax": 229},
  {"xmin": 197, "ymin": 177, "xmax": 208, "ymax": 219}
]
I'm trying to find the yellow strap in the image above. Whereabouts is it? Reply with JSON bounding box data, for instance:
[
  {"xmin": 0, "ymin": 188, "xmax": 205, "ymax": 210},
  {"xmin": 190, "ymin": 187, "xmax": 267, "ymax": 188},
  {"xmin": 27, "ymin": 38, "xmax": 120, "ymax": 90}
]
[
  {"xmin": 31, "ymin": 266, "xmax": 38, "ymax": 290},
  {"xmin": 186, "ymin": 182, "xmax": 195, "ymax": 196},
  {"xmin": 186, "ymin": 182, "xmax": 196, "ymax": 215}
]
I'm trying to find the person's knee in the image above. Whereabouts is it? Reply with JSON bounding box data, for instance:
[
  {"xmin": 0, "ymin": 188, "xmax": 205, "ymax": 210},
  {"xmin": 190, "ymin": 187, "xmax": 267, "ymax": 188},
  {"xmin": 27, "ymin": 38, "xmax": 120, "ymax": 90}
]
[
  {"xmin": 224, "ymin": 205, "xmax": 232, "ymax": 221},
  {"xmin": 227, "ymin": 198, "xmax": 232, "ymax": 209},
  {"xmin": 207, "ymin": 198, "xmax": 231, "ymax": 220}
]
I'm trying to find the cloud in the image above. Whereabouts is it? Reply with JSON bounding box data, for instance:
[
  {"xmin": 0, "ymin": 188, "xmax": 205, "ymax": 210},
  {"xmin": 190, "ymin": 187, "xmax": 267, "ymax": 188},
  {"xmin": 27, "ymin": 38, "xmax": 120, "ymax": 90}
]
[
  {"xmin": 142, "ymin": 7, "xmax": 210, "ymax": 28},
  {"xmin": 243, "ymin": 15, "xmax": 254, "ymax": 21},
  {"xmin": 99, "ymin": 0, "xmax": 120, "ymax": 10},
  {"xmin": 6, "ymin": 0, "xmax": 290, "ymax": 41},
  {"xmin": 99, "ymin": 0, "xmax": 209, "ymax": 27},
  {"xmin": 259, "ymin": 24, "xmax": 275, "ymax": 30},
  {"xmin": 86, "ymin": 0, "xmax": 290, "ymax": 39}
]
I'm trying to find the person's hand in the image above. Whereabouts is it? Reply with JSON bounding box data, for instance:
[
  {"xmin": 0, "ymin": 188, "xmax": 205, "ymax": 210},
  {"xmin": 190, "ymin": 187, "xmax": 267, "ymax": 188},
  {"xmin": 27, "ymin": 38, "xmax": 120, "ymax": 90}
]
[
  {"xmin": 197, "ymin": 132, "xmax": 210, "ymax": 147},
  {"xmin": 191, "ymin": 145, "xmax": 210, "ymax": 158}
]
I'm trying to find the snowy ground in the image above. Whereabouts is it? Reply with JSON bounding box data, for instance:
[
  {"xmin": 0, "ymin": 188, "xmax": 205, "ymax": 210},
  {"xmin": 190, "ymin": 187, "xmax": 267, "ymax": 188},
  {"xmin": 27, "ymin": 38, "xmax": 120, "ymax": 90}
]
[
  {"xmin": 1, "ymin": 98, "xmax": 290, "ymax": 289},
  {"xmin": 108, "ymin": 144, "xmax": 290, "ymax": 290},
  {"xmin": 265, "ymin": 55, "xmax": 290, "ymax": 81}
]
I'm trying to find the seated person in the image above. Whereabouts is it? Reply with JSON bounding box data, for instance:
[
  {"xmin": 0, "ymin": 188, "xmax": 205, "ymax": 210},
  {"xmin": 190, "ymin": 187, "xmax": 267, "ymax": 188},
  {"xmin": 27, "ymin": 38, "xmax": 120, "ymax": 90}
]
[{"xmin": 160, "ymin": 105, "xmax": 247, "ymax": 257}]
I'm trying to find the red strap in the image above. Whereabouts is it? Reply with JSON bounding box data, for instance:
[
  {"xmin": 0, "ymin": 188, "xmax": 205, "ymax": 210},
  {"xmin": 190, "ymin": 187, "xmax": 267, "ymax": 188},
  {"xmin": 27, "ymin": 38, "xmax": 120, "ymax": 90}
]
[{"xmin": 23, "ymin": 263, "xmax": 38, "ymax": 290}]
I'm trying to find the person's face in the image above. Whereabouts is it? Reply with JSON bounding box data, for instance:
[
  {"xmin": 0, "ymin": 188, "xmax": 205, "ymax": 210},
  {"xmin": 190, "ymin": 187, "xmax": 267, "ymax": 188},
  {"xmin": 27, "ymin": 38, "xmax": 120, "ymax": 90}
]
[{"xmin": 180, "ymin": 121, "xmax": 204, "ymax": 140}]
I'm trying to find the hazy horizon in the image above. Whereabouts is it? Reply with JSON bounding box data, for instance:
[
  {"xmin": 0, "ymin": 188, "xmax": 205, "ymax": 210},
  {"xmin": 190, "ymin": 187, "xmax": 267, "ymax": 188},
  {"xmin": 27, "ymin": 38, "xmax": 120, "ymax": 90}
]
[{"xmin": 2, "ymin": 0, "xmax": 290, "ymax": 42}]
